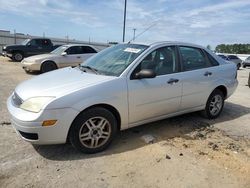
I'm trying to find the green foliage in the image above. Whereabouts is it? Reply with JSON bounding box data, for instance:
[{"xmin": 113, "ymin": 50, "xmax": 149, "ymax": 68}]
[{"xmin": 215, "ymin": 44, "xmax": 250, "ymax": 54}]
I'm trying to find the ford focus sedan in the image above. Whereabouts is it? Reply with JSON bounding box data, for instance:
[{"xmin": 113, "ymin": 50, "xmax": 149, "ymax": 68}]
[
  {"xmin": 21, "ymin": 44, "xmax": 98, "ymax": 73},
  {"xmin": 7, "ymin": 42, "xmax": 238, "ymax": 153}
]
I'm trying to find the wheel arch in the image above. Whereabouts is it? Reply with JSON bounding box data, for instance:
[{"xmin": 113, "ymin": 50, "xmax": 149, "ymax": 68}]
[
  {"xmin": 66, "ymin": 103, "xmax": 121, "ymax": 142},
  {"xmin": 213, "ymin": 85, "xmax": 227, "ymax": 99},
  {"xmin": 40, "ymin": 60, "xmax": 58, "ymax": 70}
]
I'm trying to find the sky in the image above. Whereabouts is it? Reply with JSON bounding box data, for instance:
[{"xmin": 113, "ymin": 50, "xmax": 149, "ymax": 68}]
[{"xmin": 0, "ymin": 0, "xmax": 250, "ymax": 48}]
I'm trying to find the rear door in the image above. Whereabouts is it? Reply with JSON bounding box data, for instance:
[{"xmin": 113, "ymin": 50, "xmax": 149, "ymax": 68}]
[{"xmin": 178, "ymin": 46, "xmax": 220, "ymax": 111}]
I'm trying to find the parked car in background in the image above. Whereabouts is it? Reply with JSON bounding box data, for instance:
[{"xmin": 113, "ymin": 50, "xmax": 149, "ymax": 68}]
[
  {"xmin": 21, "ymin": 44, "xmax": 98, "ymax": 73},
  {"xmin": 7, "ymin": 42, "xmax": 238, "ymax": 153},
  {"xmin": 217, "ymin": 54, "xmax": 229, "ymax": 60},
  {"xmin": 2, "ymin": 38, "xmax": 61, "ymax": 62},
  {"xmin": 227, "ymin": 55, "xmax": 242, "ymax": 70},
  {"xmin": 242, "ymin": 56, "xmax": 250, "ymax": 68}
]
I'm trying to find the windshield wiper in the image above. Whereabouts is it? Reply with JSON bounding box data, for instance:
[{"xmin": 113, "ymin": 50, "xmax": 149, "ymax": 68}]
[{"xmin": 79, "ymin": 65, "xmax": 100, "ymax": 74}]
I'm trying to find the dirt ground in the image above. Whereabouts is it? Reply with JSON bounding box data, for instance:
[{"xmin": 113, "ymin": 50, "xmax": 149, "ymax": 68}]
[{"xmin": 0, "ymin": 57, "xmax": 250, "ymax": 188}]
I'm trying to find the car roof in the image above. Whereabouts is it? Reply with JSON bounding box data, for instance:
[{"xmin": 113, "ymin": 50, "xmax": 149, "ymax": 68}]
[{"xmin": 126, "ymin": 41, "xmax": 206, "ymax": 49}]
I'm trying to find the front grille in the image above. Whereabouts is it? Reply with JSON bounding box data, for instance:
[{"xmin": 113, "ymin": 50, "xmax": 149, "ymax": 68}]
[{"xmin": 12, "ymin": 92, "xmax": 23, "ymax": 107}]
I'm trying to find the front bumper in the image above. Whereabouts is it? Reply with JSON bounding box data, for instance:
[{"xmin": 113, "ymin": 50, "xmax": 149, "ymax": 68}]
[
  {"xmin": 7, "ymin": 95, "xmax": 79, "ymax": 145},
  {"xmin": 21, "ymin": 60, "xmax": 41, "ymax": 71}
]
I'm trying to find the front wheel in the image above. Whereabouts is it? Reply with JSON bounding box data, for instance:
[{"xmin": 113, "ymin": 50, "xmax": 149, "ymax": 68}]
[
  {"xmin": 69, "ymin": 107, "xmax": 118, "ymax": 153},
  {"xmin": 13, "ymin": 52, "xmax": 24, "ymax": 62},
  {"xmin": 201, "ymin": 89, "xmax": 224, "ymax": 119},
  {"xmin": 41, "ymin": 61, "xmax": 57, "ymax": 73}
]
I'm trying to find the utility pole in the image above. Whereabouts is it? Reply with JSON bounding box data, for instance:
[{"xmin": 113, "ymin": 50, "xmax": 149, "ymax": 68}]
[
  {"xmin": 66, "ymin": 34, "xmax": 69, "ymax": 44},
  {"xmin": 133, "ymin": 28, "xmax": 136, "ymax": 41},
  {"xmin": 43, "ymin": 32, "xmax": 45, "ymax": 38},
  {"xmin": 14, "ymin": 29, "xmax": 16, "ymax": 44},
  {"xmin": 122, "ymin": 0, "xmax": 127, "ymax": 42}
]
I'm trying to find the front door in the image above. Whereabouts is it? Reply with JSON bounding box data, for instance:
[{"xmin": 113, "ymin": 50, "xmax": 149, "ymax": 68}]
[
  {"xmin": 127, "ymin": 46, "xmax": 182, "ymax": 125},
  {"xmin": 59, "ymin": 46, "xmax": 83, "ymax": 68}
]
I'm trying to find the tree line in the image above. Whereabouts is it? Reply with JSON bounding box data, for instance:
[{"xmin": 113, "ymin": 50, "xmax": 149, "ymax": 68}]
[{"xmin": 215, "ymin": 44, "xmax": 250, "ymax": 54}]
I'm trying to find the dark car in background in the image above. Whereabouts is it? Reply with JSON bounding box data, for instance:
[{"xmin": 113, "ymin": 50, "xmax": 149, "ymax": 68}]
[
  {"xmin": 2, "ymin": 38, "xmax": 61, "ymax": 61},
  {"xmin": 217, "ymin": 54, "xmax": 242, "ymax": 70},
  {"xmin": 227, "ymin": 55, "xmax": 242, "ymax": 70},
  {"xmin": 217, "ymin": 54, "xmax": 229, "ymax": 60},
  {"xmin": 242, "ymin": 56, "xmax": 250, "ymax": 68}
]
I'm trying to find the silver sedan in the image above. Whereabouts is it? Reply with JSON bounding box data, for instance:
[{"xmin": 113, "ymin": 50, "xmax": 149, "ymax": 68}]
[
  {"xmin": 7, "ymin": 42, "xmax": 238, "ymax": 153},
  {"xmin": 21, "ymin": 44, "xmax": 98, "ymax": 73}
]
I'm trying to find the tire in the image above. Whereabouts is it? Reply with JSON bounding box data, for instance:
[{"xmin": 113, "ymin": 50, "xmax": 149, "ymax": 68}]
[
  {"xmin": 243, "ymin": 65, "xmax": 246, "ymax": 68},
  {"xmin": 41, "ymin": 61, "xmax": 57, "ymax": 73},
  {"xmin": 13, "ymin": 52, "xmax": 24, "ymax": 62},
  {"xmin": 201, "ymin": 89, "xmax": 224, "ymax": 119},
  {"xmin": 237, "ymin": 63, "xmax": 241, "ymax": 70},
  {"xmin": 69, "ymin": 107, "xmax": 118, "ymax": 153}
]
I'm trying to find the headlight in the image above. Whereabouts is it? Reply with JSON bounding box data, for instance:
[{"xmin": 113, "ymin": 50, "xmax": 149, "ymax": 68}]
[
  {"xmin": 3, "ymin": 46, "xmax": 6, "ymax": 49},
  {"xmin": 20, "ymin": 97, "xmax": 55, "ymax": 113}
]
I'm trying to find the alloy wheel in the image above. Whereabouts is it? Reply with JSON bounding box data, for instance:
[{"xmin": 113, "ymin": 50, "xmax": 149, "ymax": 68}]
[{"xmin": 79, "ymin": 117, "xmax": 111, "ymax": 148}]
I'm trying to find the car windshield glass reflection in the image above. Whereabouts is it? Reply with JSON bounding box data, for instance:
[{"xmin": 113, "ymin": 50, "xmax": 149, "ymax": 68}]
[
  {"xmin": 81, "ymin": 44, "xmax": 148, "ymax": 76},
  {"xmin": 51, "ymin": 46, "xmax": 68, "ymax": 54},
  {"xmin": 21, "ymin": 39, "xmax": 31, "ymax": 45}
]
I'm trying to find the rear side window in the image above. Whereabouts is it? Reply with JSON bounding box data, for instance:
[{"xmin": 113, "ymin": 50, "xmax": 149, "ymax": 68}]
[
  {"xmin": 179, "ymin": 46, "xmax": 207, "ymax": 71},
  {"xmin": 82, "ymin": 46, "xmax": 97, "ymax": 53},
  {"xmin": 205, "ymin": 51, "xmax": 219, "ymax": 66}
]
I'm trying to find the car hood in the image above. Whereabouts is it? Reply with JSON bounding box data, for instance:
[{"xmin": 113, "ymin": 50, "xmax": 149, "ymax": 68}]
[
  {"xmin": 24, "ymin": 53, "xmax": 57, "ymax": 62},
  {"xmin": 5, "ymin": 44, "xmax": 24, "ymax": 49},
  {"xmin": 15, "ymin": 67, "xmax": 116, "ymax": 101}
]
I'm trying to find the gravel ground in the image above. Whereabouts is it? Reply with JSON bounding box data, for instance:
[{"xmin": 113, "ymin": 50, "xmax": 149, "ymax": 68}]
[{"xmin": 0, "ymin": 57, "xmax": 250, "ymax": 188}]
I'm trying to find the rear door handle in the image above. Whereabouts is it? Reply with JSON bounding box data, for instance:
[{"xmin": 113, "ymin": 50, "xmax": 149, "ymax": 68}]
[
  {"xmin": 167, "ymin": 78, "xmax": 179, "ymax": 84},
  {"xmin": 77, "ymin": 56, "xmax": 81, "ymax": 58},
  {"xmin": 204, "ymin": 71, "xmax": 212, "ymax": 76}
]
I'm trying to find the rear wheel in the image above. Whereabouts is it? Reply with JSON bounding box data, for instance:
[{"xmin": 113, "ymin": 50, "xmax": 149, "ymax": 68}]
[
  {"xmin": 201, "ymin": 89, "xmax": 224, "ymax": 119},
  {"xmin": 69, "ymin": 107, "xmax": 118, "ymax": 153},
  {"xmin": 13, "ymin": 52, "xmax": 24, "ymax": 62},
  {"xmin": 41, "ymin": 61, "xmax": 57, "ymax": 73}
]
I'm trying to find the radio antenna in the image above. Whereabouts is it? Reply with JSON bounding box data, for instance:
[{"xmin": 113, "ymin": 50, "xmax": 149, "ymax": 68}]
[{"xmin": 128, "ymin": 21, "xmax": 158, "ymax": 43}]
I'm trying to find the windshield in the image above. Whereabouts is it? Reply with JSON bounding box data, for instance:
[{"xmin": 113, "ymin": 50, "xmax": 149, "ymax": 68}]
[
  {"xmin": 247, "ymin": 56, "xmax": 250, "ymax": 60},
  {"xmin": 51, "ymin": 45, "xmax": 68, "ymax": 54},
  {"xmin": 21, "ymin": 39, "xmax": 30, "ymax": 45},
  {"xmin": 81, "ymin": 44, "xmax": 148, "ymax": 76}
]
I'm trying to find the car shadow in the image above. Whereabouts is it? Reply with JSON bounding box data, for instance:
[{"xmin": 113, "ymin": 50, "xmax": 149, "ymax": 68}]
[{"xmin": 33, "ymin": 101, "xmax": 250, "ymax": 161}]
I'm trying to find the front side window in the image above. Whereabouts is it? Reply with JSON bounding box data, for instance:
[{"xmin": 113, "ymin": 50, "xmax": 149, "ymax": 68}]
[
  {"xmin": 81, "ymin": 44, "xmax": 148, "ymax": 76},
  {"xmin": 66, "ymin": 46, "xmax": 82, "ymax": 55},
  {"xmin": 134, "ymin": 46, "xmax": 178, "ymax": 76},
  {"xmin": 179, "ymin": 46, "xmax": 207, "ymax": 71}
]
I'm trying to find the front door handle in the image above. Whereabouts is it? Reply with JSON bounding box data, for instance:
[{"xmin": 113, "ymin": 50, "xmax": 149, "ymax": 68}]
[
  {"xmin": 204, "ymin": 71, "xmax": 212, "ymax": 76},
  {"xmin": 167, "ymin": 78, "xmax": 179, "ymax": 84},
  {"xmin": 77, "ymin": 56, "xmax": 81, "ymax": 58}
]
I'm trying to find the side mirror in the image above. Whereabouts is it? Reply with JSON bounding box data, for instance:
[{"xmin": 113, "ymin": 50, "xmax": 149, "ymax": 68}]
[
  {"xmin": 134, "ymin": 69, "xmax": 156, "ymax": 79},
  {"xmin": 61, "ymin": 52, "xmax": 67, "ymax": 56}
]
